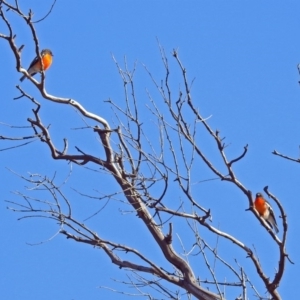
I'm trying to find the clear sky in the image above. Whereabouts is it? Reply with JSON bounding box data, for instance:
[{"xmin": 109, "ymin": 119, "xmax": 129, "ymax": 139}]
[{"xmin": 1, "ymin": 1, "xmax": 300, "ymax": 299}]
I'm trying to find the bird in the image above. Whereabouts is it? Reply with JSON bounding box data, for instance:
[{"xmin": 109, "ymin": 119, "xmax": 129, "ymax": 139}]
[
  {"xmin": 20, "ymin": 49, "xmax": 53, "ymax": 82},
  {"xmin": 254, "ymin": 192, "xmax": 279, "ymax": 233}
]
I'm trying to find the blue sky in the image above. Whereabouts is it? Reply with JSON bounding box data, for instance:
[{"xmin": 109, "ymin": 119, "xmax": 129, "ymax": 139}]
[{"xmin": 1, "ymin": 1, "xmax": 300, "ymax": 299}]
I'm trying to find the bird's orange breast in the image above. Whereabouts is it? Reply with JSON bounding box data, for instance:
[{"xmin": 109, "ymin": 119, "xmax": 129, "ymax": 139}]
[
  {"xmin": 41, "ymin": 53, "xmax": 53, "ymax": 70},
  {"xmin": 254, "ymin": 197, "xmax": 266, "ymax": 216}
]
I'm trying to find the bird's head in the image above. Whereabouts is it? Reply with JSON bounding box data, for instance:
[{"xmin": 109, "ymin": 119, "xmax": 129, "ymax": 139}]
[{"xmin": 41, "ymin": 49, "xmax": 53, "ymax": 57}]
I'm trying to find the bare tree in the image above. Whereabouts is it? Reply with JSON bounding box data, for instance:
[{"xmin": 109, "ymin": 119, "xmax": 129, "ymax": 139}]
[{"xmin": 0, "ymin": 1, "xmax": 291, "ymax": 299}]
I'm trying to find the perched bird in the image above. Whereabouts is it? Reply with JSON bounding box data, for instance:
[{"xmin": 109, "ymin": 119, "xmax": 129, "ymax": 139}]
[
  {"xmin": 20, "ymin": 49, "xmax": 53, "ymax": 82},
  {"xmin": 254, "ymin": 192, "xmax": 279, "ymax": 233}
]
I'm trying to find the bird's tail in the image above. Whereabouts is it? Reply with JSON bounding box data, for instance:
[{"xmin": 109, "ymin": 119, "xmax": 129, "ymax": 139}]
[
  {"xmin": 267, "ymin": 218, "xmax": 279, "ymax": 234},
  {"xmin": 273, "ymin": 222, "xmax": 279, "ymax": 234}
]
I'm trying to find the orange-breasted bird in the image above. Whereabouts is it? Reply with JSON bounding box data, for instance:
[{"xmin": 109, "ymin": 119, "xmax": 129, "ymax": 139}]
[
  {"xmin": 254, "ymin": 192, "xmax": 279, "ymax": 233},
  {"xmin": 20, "ymin": 49, "xmax": 53, "ymax": 82}
]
